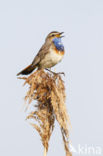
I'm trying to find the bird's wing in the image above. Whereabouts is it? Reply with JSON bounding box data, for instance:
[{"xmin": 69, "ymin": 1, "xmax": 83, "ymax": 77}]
[{"xmin": 32, "ymin": 42, "xmax": 51, "ymax": 66}]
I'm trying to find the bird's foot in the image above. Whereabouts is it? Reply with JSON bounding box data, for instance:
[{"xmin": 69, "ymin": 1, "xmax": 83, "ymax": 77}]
[{"xmin": 45, "ymin": 69, "xmax": 65, "ymax": 76}]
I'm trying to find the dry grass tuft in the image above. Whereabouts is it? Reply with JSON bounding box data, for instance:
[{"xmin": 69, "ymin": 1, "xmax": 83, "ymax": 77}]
[{"xmin": 19, "ymin": 69, "xmax": 72, "ymax": 156}]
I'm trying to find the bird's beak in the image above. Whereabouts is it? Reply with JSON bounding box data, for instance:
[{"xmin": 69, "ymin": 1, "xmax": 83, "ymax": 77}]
[{"xmin": 59, "ymin": 32, "xmax": 64, "ymax": 38}]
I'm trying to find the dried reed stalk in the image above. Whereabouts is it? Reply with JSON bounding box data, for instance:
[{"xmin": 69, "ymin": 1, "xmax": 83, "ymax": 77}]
[{"xmin": 19, "ymin": 69, "xmax": 72, "ymax": 156}]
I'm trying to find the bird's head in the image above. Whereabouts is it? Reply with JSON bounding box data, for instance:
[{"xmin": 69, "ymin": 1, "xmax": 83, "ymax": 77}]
[{"xmin": 45, "ymin": 31, "xmax": 64, "ymax": 41}]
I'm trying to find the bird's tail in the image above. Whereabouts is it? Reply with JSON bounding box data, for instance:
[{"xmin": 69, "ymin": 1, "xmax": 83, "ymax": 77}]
[{"xmin": 17, "ymin": 64, "xmax": 36, "ymax": 76}]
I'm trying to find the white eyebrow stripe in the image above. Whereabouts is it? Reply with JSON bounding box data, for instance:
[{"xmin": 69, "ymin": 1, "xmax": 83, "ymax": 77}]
[{"xmin": 49, "ymin": 32, "xmax": 59, "ymax": 36}]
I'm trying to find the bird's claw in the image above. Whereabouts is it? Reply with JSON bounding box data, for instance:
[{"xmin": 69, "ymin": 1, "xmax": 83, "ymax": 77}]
[{"xmin": 45, "ymin": 69, "xmax": 65, "ymax": 76}]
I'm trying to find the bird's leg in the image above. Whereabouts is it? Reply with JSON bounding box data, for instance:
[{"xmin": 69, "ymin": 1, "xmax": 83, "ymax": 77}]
[{"xmin": 45, "ymin": 68, "xmax": 65, "ymax": 76}]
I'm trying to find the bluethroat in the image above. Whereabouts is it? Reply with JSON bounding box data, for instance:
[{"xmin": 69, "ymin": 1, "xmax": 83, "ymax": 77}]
[{"xmin": 17, "ymin": 31, "xmax": 65, "ymax": 76}]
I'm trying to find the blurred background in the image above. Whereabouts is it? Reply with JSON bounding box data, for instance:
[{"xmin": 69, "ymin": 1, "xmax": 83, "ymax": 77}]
[{"xmin": 0, "ymin": 0, "xmax": 103, "ymax": 155}]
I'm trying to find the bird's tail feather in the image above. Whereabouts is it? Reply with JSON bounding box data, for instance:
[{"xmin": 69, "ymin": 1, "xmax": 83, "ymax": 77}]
[{"xmin": 17, "ymin": 64, "xmax": 36, "ymax": 76}]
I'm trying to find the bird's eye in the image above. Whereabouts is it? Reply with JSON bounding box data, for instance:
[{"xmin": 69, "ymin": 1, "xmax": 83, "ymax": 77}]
[{"xmin": 52, "ymin": 34, "xmax": 55, "ymax": 37}]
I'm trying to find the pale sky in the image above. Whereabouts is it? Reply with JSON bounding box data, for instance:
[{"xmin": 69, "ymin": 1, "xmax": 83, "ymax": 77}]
[{"xmin": 0, "ymin": 0, "xmax": 103, "ymax": 156}]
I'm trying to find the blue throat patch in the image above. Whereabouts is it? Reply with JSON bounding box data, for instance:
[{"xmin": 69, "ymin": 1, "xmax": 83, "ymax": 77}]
[{"xmin": 53, "ymin": 38, "xmax": 64, "ymax": 51}]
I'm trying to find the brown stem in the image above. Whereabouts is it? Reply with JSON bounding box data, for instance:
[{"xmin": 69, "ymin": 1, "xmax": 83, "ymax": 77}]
[{"xmin": 44, "ymin": 147, "xmax": 47, "ymax": 156}]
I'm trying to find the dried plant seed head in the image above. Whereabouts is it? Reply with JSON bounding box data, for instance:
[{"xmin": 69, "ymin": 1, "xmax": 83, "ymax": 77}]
[{"xmin": 19, "ymin": 69, "xmax": 72, "ymax": 156}]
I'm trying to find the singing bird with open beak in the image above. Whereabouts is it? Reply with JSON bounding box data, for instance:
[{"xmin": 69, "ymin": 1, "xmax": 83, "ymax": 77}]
[{"xmin": 17, "ymin": 31, "xmax": 65, "ymax": 76}]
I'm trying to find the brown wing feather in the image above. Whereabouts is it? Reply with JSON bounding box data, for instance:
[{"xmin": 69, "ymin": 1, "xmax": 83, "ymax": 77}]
[{"xmin": 32, "ymin": 41, "xmax": 51, "ymax": 67}]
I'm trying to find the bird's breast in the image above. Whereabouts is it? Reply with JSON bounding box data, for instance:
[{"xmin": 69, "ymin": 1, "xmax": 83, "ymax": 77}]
[{"xmin": 39, "ymin": 47, "xmax": 64, "ymax": 68}]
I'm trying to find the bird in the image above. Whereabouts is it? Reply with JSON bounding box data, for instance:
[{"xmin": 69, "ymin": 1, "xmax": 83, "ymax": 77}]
[{"xmin": 17, "ymin": 31, "xmax": 65, "ymax": 76}]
